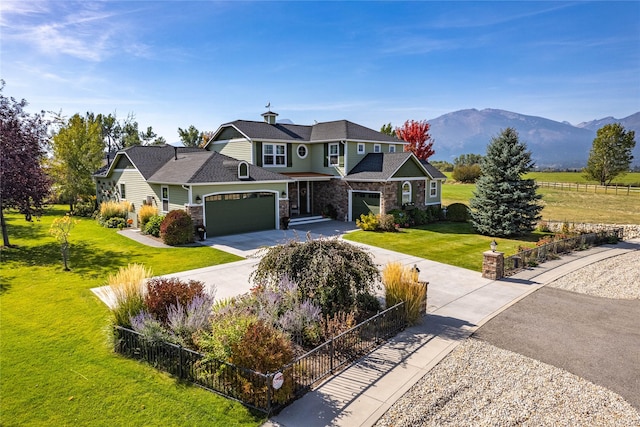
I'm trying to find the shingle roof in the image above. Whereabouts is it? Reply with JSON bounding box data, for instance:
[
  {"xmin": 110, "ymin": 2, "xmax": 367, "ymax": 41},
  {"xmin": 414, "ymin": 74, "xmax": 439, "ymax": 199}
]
[
  {"xmin": 214, "ymin": 119, "xmax": 401, "ymax": 144},
  {"xmin": 99, "ymin": 145, "xmax": 289, "ymax": 184},
  {"xmin": 346, "ymin": 153, "xmax": 445, "ymax": 181},
  {"xmin": 419, "ymin": 160, "xmax": 447, "ymax": 180}
]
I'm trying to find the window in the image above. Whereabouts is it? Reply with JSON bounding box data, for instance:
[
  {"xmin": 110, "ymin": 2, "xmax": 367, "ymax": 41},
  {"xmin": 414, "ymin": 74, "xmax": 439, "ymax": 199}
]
[
  {"xmin": 161, "ymin": 186, "xmax": 169, "ymax": 212},
  {"xmin": 329, "ymin": 143, "xmax": 339, "ymax": 166},
  {"xmin": 357, "ymin": 143, "xmax": 365, "ymax": 154},
  {"xmin": 238, "ymin": 162, "xmax": 249, "ymax": 179},
  {"xmin": 263, "ymin": 143, "xmax": 286, "ymax": 166},
  {"xmin": 297, "ymin": 144, "xmax": 308, "ymax": 159},
  {"xmin": 402, "ymin": 181, "xmax": 412, "ymax": 205},
  {"xmin": 374, "ymin": 144, "xmax": 381, "ymax": 153},
  {"xmin": 389, "ymin": 145, "xmax": 396, "ymax": 153},
  {"xmin": 430, "ymin": 181, "xmax": 438, "ymax": 198},
  {"xmin": 119, "ymin": 183, "xmax": 126, "ymax": 199}
]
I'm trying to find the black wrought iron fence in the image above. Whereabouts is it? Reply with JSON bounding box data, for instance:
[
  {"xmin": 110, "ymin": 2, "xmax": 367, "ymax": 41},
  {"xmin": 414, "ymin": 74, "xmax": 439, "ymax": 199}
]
[
  {"xmin": 504, "ymin": 228, "xmax": 622, "ymax": 275},
  {"xmin": 113, "ymin": 301, "xmax": 407, "ymax": 414}
]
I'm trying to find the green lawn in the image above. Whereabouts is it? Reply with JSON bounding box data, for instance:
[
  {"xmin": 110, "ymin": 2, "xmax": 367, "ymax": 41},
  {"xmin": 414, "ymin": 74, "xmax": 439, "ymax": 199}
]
[
  {"xmin": 445, "ymin": 171, "xmax": 640, "ymax": 186},
  {"xmin": 344, "ymin": 222, "xmax": 544, "ymax": 272},
  {"xmin": 1, "ymin": 207, "xmax": 264, "ymax": 426}
]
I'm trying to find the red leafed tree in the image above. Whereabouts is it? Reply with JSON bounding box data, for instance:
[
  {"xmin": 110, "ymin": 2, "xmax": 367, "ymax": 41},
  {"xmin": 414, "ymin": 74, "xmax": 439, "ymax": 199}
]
[{"xmin": 395, "ymin": 119, "xmax": 435, "ymax": 161}]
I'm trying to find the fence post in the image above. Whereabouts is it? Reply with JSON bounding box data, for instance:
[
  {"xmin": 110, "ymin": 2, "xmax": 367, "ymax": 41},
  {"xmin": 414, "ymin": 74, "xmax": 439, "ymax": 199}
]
[
  {"xmin": 178, "ymin": 345, "xmax": 183, "ymax": 379},
  {"xmin": 266, "ymin": 372, "xmax": 272, "ymax": 415},
  {"xmin": 330, "ymin": 338, "xmax": 335, "ymax": 374},
  {"xmin": 482, "ymin": 250, "xmax": 504, "ymax": 280}
]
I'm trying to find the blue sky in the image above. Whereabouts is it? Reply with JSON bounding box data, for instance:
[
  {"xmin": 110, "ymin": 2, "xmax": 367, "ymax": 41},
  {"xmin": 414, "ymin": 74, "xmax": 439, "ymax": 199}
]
[{"xmin": 1, "ymin": 1, "xmax": 638, "ymax": 143}]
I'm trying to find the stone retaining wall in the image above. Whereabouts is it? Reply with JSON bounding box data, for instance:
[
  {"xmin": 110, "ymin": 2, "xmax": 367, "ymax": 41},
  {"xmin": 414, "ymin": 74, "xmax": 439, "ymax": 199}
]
[{"xmin": 542, "ymin": 221, "xmax": 640, "ymax": 240}]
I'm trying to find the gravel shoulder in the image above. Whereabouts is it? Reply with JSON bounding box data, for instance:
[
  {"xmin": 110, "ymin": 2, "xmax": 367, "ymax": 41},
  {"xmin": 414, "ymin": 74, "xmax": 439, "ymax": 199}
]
[{"xmin": 375, "ymin": 249, "xmax": 640, "ymax": 426}]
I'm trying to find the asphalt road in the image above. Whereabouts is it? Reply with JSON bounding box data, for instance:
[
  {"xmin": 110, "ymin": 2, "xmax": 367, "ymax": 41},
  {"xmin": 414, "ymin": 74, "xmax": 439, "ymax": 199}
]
[{"xmin": 473, "ymin": 286, "xmax": 640, "ymax": 410}]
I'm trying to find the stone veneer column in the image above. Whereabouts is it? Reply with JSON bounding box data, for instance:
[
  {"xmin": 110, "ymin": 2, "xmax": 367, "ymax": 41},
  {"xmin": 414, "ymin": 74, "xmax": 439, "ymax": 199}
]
[{"xmin": 482, "ymin": 250, "xmax": 504, "ymax": 280}]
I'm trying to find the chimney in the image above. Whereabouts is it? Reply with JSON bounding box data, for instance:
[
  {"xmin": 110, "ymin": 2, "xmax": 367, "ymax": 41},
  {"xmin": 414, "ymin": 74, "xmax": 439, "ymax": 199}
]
[{"xmin": 173, "ymin": 146, "xmax": 178, "ymax": 160}]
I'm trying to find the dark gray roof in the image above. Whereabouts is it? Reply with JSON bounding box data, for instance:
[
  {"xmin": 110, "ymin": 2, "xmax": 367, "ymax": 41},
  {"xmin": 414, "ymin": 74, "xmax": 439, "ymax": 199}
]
[
  {"xmin": 211, "ymin": 119, "xmax": 401, "ymax": 144},
  {"xmin": 98, "ymin": 145, "xmax": 289, "ymax": 184},
  {"xmin": 346, "ymin": 152, "xmax": 443, "ymax": 181},
  {"xmin": 419, "ymin": 160, "xmax": 447, "ymax": 180},
  {"xmin": 346, "ymin": 152, "xmax": 415, "ymax": 180}
]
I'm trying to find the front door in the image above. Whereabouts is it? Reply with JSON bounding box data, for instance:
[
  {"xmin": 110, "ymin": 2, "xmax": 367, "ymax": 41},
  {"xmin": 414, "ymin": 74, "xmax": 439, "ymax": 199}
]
[{"xmin": 299, "ymin": 181, "xmax": 309, "ymax": 214}]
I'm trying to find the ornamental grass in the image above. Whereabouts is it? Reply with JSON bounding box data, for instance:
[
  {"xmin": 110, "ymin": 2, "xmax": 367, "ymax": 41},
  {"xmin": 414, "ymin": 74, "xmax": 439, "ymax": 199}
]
[
  {"xmin": 382, "ymin": 262, "xmax": 426, "ymax": 325},
  {"xmin": 108, "ymin": 263, "xmax": 153, "ymax": 327}
]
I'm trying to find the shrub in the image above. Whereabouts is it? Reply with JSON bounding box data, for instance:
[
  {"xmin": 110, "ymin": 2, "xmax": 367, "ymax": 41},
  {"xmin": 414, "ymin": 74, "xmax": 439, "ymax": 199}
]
[
  {"xmin": 452, "ymin": 164, "xmax": 482, "ymax": 183},
  {"xmin": 411, "ymin": 208, "xmax": 430, "ymax": 226},
  {"xmin": 144, "ymin": 277, "xmax": 206, "ymax": 323},
  {"xmin": 160, "ymin": 210, "xmax": 194, "ymax": 246},
  {"xmin": 356, "ymin": 212, "xmax": 379, "ymax": 231},
  {"xmin": 130, "ymin": 311, "xmax": 171, "ymax": 343},
  {"xmin": 144, "ymin": 214, "xmax": 164, "ymax": 237},
  {"xmin": 105, "ymin": 217, "xmax": 126, "ymax": 229},
  {"xmin": 99, "ymin": 200, "xmax": 131, "ymax": 222},
  {"xmin": 446, "ymin": 203, "xmax": 470, "ymax": 222},
  {"xmin": 382, "ymin": 262, "xmax": 426, "ymax": 325},
  {"xmin": 73, "ymin": 197, "xmax": 96, "ymax": 217},
  {"xmin": 537, "ymin": 220, "xmax": 551, "ymax": 233},
  {"xmin": 166, "ymin": 293, "xmax": 215, "ymax": 347},
  {"xmin": 138, "ymin": 204, "xmax": 158, "ymax": 230},
  {"xmin": 389, "ymin": 209, "xmax": 413, "ymax": 228},
  {"xmin": 378, "ymin": 214, "xmax": 397, "ymax": 232},
  {"xmin": 108, "ymin": 263, "xmax": 152, "ymax": 327},
  {"xmin": 251, "ymin": 238, "xmax": 380, "ymax": 316},
  {"xmin": 195, "ymin": 310, "xmax": 257, "ymax": 361},
  {"xmin": 320, "ymin": 311, "xmax": 357, "ymax": 340}
]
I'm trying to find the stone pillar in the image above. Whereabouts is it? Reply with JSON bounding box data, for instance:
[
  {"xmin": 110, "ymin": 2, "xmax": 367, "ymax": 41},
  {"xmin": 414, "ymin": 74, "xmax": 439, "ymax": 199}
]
[{"xmin": 482, "ymin": 251, "xmax": 504, "ymax": 280}]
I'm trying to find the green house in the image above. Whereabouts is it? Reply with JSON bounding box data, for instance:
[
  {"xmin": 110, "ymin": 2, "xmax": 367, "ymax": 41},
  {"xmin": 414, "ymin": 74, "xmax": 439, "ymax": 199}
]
[{"xmin": 95, "ymin": 110, "xmax": 446, "ymax": 237}]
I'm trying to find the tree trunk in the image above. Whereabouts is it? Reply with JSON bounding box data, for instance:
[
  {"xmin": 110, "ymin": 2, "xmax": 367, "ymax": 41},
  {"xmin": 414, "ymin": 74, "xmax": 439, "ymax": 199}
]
[
  {"xmin": 61, "ymin": 242, "xmax": 70, "ymax": 271},
  {"xmin": 1, "ymin": 208, "xmax": 10, "ymax": 247}
]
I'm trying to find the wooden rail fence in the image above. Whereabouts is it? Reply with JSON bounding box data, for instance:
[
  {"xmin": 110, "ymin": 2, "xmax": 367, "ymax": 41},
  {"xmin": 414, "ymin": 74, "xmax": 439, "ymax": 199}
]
[{"xmin": 537, "ymin": 181, "xmax": 640, "ymax": 196}]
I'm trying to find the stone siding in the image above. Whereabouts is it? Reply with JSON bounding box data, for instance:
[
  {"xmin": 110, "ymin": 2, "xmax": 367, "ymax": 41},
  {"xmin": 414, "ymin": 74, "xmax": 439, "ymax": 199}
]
[{"xmin": 543, "ymin": 221, "xmax": 640, "ymax": 240}]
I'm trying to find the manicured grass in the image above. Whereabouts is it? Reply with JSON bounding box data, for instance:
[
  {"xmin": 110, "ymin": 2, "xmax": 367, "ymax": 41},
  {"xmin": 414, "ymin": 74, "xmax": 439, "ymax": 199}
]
[
  {"xmin": 442, "ymin": 184, "xmax": 640, "ymax": 224},
  {"xmin": 1, "ymin": 207, "xmax": 263, "ymax": 426},
  {"xmin": 344, "ymin": 222, "xmax": 544, "ymax": 272}
]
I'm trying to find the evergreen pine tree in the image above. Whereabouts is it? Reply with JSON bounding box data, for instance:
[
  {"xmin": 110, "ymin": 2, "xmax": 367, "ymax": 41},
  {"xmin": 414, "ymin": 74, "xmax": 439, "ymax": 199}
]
[{"xmin": 470, "ymin": 128, "xmax": 542, "ymax": 237}]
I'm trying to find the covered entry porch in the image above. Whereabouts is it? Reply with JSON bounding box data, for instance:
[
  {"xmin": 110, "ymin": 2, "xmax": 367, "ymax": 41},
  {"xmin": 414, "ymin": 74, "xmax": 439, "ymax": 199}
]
[{"xmin": 283, "ymin": 172, "xmax": 334, "ymax": 218}]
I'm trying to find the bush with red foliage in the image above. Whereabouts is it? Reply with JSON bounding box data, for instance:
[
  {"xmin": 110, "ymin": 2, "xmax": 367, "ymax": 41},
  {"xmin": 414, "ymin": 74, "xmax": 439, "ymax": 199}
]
[
  {"xmin": 144, "ymin": 277, "xmax": 205, "ymax": 323},
  {"xmin": 160, "ymin": 210, "xmax": 194, "ymax": 246}
]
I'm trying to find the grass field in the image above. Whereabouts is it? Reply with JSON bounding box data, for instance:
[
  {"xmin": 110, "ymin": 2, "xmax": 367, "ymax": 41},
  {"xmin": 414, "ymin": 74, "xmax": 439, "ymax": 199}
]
[
  {"xmin": 442, "ymin": 183, "xmax": 640, "ymax": 224},
  {"xmin": 0, "ymin": 207, "xmax": 264, "ymax": 426},
  {"xmin": 525, "ymin": 171, "xmax": 640, "ymax": 186}
]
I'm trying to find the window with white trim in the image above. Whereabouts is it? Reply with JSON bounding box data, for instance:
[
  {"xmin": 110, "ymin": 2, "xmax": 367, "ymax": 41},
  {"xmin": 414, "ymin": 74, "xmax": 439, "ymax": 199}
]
[
  {"xmin": 161, "ymin": 186, "xmax": 169, "ymax": 212},
  {"xmin": 263, "ymin": 143, "xmax": 286, "ymax": 166},
  {"xmin": 119, "ymin": 183, "xmax": 126, "ymax": 200},
  {"xmin": 389, "ymin": 145, "xmax": 396, "ymax": 153},
  {"xmin": 329, "ymin": 143, "xmax": 339, "ymax": 166},
  {"xmin": 374, "ymin": 144, "xmax": 381, "ymax": 153},
  {"xmin": 297, "ymin": 144, "xmax": 308, "ymax": 159},
  {"xmin": 402, "ymin": 181, "xmax": 412, "ymax": 205},
  {"xmin": 429, "ymin": 181, "xmax": 438, "ymax": 197},
  {"xmin": 357, "ymin": 143, "xmax": 365, "ymax": 154}
]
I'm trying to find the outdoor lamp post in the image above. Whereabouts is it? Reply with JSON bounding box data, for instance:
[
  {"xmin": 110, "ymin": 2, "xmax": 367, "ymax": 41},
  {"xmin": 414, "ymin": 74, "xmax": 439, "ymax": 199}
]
[{"xmin": 490, "ymin": 239, "xmax": 498, "ymax": 252}]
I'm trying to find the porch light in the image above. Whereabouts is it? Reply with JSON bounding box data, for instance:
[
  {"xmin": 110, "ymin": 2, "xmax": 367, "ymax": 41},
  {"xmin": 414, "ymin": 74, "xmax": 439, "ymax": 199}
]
[
  {"xmin": 490, "ymin": 239, "xmax": 498, "ymax": 252},
  {"xmin": 195, "ymin": 195, "xmax": 202, "ymax": 203}
]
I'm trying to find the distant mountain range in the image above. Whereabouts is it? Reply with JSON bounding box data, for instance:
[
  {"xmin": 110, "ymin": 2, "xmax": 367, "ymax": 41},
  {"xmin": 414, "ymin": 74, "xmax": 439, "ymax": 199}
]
[{"xmin": 427, "ymin": 109, "xmax": 640, "ymax": 169}]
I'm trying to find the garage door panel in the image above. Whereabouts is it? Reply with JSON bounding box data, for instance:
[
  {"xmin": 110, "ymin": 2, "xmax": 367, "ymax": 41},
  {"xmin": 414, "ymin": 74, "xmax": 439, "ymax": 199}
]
[
  {"xmin": 352, "ymin": 192, "xmax": 380, "ymax": 220},
  {"xmin": 205, "ymin": 192, "xmax": 275, "ymax": 237}
]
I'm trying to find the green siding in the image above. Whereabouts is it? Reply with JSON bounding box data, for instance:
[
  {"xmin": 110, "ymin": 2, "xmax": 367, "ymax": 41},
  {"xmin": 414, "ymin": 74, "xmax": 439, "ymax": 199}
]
[
  {"xmin": 113, "ymin": 156, "xmax": 134, "ymax": 169},
  {"xmin": 311, "ymin": 143, "xmax": 342, "ymax": 176},
  {"xmin": 118, "ymin": 170, "xmax": 154, "ymax": 211},
  {"xmin": 393, "ymin": 158, "xmax": 428, "ymax": 178},
  {"xmin": 194, "ymin": 182, "xmax": 287, "ymax": 197},
  {"xmin": 425, "ymin": 179, "xmax": 442, "ymax": 205},
  {"xmin": 213, "ymin": 127, "xmax": 243, "ymax": 141},
  {"xmin": 214, "ymin": 140, "xmax": 253, "ymax": 162}
]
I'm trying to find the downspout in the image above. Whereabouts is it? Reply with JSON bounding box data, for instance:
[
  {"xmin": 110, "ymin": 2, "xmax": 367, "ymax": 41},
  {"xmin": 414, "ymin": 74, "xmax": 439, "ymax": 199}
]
[{"xmin": 341, "ymin": 140, "xmax": 347, "ymax": 177}]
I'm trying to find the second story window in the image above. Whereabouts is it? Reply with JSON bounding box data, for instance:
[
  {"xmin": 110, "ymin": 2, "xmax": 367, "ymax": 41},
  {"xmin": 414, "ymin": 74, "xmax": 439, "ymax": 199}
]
[
  {"xmin": 329, "ymin": 143, "xmax": 339, "ymax": 166},
  {"xmin": 389, "ymin": 145, "xmax": 396, "ymax": 153},
  {"xmin": 357, "ymin": 143, "xmax": 365, "ymax": 154},
  {"xmin": 263, "ymin": 143, "xmax": 286, "ymax": 166},
  {"xmin": 374, "ymin": 144, "xmax": 381, "ymax": 153}
]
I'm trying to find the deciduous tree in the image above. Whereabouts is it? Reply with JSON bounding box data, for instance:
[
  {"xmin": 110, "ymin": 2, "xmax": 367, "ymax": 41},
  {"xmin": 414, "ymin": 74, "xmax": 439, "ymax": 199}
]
[
  {"xmin": 584, "ymin": 123, "xmax": 636, "ymax": 185},
  {"xmin": 395, "ymin": 119, "xmax": 435, "ymax": 161},
  {"xmin": 380, "ymin": 123, "xmax": 395, "ymax": 137},
  {"xmin": 50, "ymin": 113, "xmax": 105, "ymax": 211},
  {"xmin": 470, "ymin": 128, "xmax": 542, "ymax": 237},
  {"xmin": 0, "ymin": 82, "xmax": 51, "ymax": 247}
]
